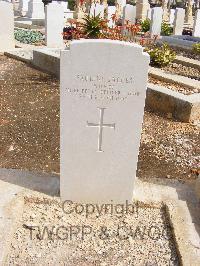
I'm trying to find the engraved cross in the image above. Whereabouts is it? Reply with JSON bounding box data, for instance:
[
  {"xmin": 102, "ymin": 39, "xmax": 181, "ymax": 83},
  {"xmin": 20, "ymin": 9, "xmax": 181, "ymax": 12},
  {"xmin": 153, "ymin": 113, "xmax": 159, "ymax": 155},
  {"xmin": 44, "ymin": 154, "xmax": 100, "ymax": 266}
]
[{"xmin": 87, "ymin": 107, "xmax": 115, "ymax": 152}]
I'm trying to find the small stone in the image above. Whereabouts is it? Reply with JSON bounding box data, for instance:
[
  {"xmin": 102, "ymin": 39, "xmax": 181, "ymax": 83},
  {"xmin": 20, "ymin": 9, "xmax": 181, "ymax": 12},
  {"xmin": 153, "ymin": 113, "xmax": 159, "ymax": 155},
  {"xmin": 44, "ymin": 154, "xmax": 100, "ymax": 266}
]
[
  {"xmin": 176, "ymin": 157, "xmax": 182, "ymax": 163},
  {"xmin": 8, "ymin": 145, "xmax": 15, "ymax": 151},
  {"xmin": 166, "ymin": 175, "xmax": 171, "ymax": 179},
  {"xmin": 166, "ymin": 113, "xmax": 172, "ymax": 119}
]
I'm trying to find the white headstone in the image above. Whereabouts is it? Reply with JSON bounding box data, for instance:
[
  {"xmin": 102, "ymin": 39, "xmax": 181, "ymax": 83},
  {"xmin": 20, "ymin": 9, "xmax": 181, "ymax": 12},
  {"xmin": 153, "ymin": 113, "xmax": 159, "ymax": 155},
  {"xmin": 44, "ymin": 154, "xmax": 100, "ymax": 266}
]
[
  {"xmin": 0, "ymin": 2, "xmax": 14, "ymax": 52},
  {"xmin": 60, "ymin": 40, "xmax": 149, "ymax": 203},
  {"xmin": 90, "ymin": 3, "xmax": 104, "ymax": 18},
  {"xmin": 123, "ymin": 4, "xmax": 136, "ymax": 25},
  {"xmin": 169, "ymin": 9, "xmax": 175, "ymax": 25},
  {"xmin": 173, "ymin": 8, "xmax": 185, "ymax": 35},
  {"xmin": 116, "ymin": 0, "xmax": 126, "ymax": 17},
  {"xmin": 45, "ymin": 3, "xmax": 64, "ymax": 48},
  {"xmin": 18, "ymin": 0, "xmax": 29, "ymax": 16},
  {"xmin": 146, "ymin": 8, "xmax": 152, "ymax": 20},
  {"xmin": 193, "ymin": 9, "xmax": 200, "ymax": 37},
  {"xmin": 108, "ymin": 6, "xmax": 116, "ymax": 28},
  {"xmin": 27, "ymin": 0, "xmax": 45, "ymax": 20},
  {"xmin": 136, "ymin": 0, "xmax": 150, "ymax": 21},
  {"xmin": 150, "ymin": 7, "xmax": 163, "ymax": 36},
  {"xmin": 52, "ymin": 0, "xmax": 69, "ymax": 12}
]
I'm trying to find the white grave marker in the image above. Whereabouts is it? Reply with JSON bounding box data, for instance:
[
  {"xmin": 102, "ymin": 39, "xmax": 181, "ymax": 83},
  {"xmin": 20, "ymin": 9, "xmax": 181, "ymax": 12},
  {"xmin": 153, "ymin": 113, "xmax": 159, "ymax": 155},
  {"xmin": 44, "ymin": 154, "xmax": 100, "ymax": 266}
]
[
  {"xmin": 0, "ymin": 2, "xmax": 14, "ymax": 52},
  {"xmin": 116, "ymin": 0, "xmax": 126, "ymax": 17},
  {"xmin": 146, "ymin": 8, "xmax": 152, "ymax": 20},
  {"xmin": 122, "ymin": 4, "xmax": 136, "ymax": 25},
  {"xmin": 173, "ymin": 8, "xmax": 185, "ymax": 35},
  {"xmin": 60, "ymin": 40, "xmax": 149, "ymax": 203},
  {"xmin": 27, "ymin": 0, "xmax": 45, "ymax": 20},
  {"xmin": 193, "ymin": 9, "xmax": 200, "ymax": 37},
  {"xmin": 45, "ymin": 3, "xmax": 64, "ymax": 48},
  {"xmin": 169, "ymin": 9, "xmax": 175, "ymax": 25},
  {"xmin": 150, "ymin": 7, "xmax": 163, "ymax": 36},
  {"xmin": 90, "ymin": 3, "xmax": 104, "ymax": 18},
  {"xmin": 18, "ymin": 0, "xmax": 29, "ymax": 16},
  {"xmin": 108, "ymin": 6, "xmax": 116, "ymax": 28}
]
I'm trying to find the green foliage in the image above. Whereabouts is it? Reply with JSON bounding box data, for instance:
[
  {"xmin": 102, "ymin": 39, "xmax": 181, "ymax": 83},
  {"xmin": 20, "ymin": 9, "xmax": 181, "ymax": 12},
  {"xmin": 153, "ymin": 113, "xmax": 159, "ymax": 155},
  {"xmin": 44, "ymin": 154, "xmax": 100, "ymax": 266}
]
[
  {"xmin": 107, "ymin": 0, "xmax": 115, "ymax": 5},
  {"xmin": 192, "ymin": 43, "xmax": 200, "ymax": 54},
  {"xmin": 161, "ymin": 22, "xmax": 173, "ymax": 36},
  {"xmin": 68, "ymin": 0, "xmax": 75, "ymax": 10},
  {"xmin": 14, "ymin": 29, "xmax": 44, "ymax": 44},
  {"xmin": 141, "ymin": 19, "xmax": 150, "ymax": 33},
  {"xmin": 146, "ymin": 43, "xmax": 176, "ymax": 67},
  {"xmin": 81, "ymin": 14, "xmax": 104, "ymax": 38}
]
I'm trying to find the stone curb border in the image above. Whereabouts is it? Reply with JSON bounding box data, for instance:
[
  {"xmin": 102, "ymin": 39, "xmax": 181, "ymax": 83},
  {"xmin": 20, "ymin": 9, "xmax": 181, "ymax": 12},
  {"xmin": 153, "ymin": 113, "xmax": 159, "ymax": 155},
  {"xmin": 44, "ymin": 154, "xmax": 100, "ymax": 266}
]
[
  {"xmin": 158, "ymin": 36, "xmax": 200, "ymax": 50},
  {"xmin": 174, "ymin": 55, "xmax": 200, "ymax": 71},
  {"xmin": 149, "ymin": 67, "xmax": 200, "ymax": 91},
  {"xmin": 146, "ymin": 83, "xmax": 200, "ymax": 122},
  {"xmin": 134, "ymin": 178, "xmax": 200, "ymax": 266}
]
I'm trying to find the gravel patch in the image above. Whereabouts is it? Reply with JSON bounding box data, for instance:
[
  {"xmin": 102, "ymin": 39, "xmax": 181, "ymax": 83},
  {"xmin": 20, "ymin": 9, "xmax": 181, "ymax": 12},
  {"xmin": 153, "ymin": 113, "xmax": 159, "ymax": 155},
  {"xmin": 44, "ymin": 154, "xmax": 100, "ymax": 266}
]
[
  {"xmin": 6, "ymin": 195, "xmax": 179, "ymax": 265},
  {"xmin": 162, "ymin": 62, "xmax": 200, "ymax": 82},
  {"xmin": 0, "ymin": 55, "xmax": 199, "ymax": 180},
  {"xmin": 148, "ymin": 76, "xmax": 199, "ymax": 95},
  {"xmin": 172, "ymin": 47, "xmax": 200, "ymax": 61},
  {"xmin": 138, "ymin": 111, "xmax": 200, "ymax": 180}
]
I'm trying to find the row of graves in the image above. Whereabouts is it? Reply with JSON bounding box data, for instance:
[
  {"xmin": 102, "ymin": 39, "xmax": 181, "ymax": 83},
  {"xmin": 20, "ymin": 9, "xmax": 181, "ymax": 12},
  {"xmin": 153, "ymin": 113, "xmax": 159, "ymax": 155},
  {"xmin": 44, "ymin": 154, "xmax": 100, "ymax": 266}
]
[{"xmin": 0, "ymin": 0, "xmax": 200, "ymax": 50}]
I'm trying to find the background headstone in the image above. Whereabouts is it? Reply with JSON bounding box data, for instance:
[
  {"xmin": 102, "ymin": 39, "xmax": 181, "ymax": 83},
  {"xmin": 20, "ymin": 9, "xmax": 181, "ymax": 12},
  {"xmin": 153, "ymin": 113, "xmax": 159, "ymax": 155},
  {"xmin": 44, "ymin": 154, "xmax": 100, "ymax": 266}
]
[
  {"xmin": 136, "ymin": 0, "xmax": 150, "ymax": 21},
  {"xmin": 162, "ymin": 0, "xmax": 169, "ymax": 22},
  {"xmin": 107, "ymin": 6, "xmax": 116, "ymax": 27},
  {"xmin": 60, "ymin": 40, "xmax": 149, "ymax": 203},
  {"xmin": 185, "ymin": 0, "xmax": 194, "ymax": 26},
  {"xmin": 173, "ymin": 8, "xmax": 185, "ymax": 35},
  {"xmin": 45, "ymin": 2, "xmax": 64, "ymax": 48},
  {"xmin": 150, "ymin": 7, "xmax": 163, "ymax": 36},
  {"xmin": 193, "ymin": 9, "xmax": 200, "ymax": 37},
  {"xmin": 122, "ymin": 4, "xmax": 136, "ymax": 25},
  {"xmin": 90, "ymin": 3, "xmax": 104, "ymax": 18},
  {"xmin": 146, "ymin": 8, "xmax": 152, "ymax": 20},
  {"xmin": 27, "ymin": 0, "xmax": 45, "ymax": 20},
  {"xmin": 18, "ymin": 0, "xmax": 29, "ymax": 16},
  {"xmin": 0, "ymin": 2, "xmax": 14, "ymax": 52},
  {"xmin": 115, "ymin": 0, "xmax": 126, "ymax": 17},
  {"xmin": 52, "ymin": 0, "xmax": 69, "ymax": 12},
  {"xmin": 169, "ymin": 9, "xmax": 175, "ymax": 25}
]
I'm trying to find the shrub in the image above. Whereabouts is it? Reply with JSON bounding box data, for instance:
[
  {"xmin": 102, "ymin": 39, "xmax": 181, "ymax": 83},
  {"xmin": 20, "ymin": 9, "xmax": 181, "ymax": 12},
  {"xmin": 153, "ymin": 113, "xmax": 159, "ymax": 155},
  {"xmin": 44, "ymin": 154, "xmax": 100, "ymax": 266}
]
[
  {"xmin": 63, "ymin": 26, "xmax": 76, "ymax": 40},
  {"xmin": 161, "ymin": 22, "xmax": 173, "ymax": 36},
  {"xmin": 146, "ymin": 43, "xmax": 176, "ymax": 67},
  {"xmin": 193, "ymin": 43, "xmax": 200, "ymax": 54},
  {"xmin": 141, "ymin": 19, "xmax": 150, "ymax": 33},
  {"xmin": 80, "ymin": 14, "xmax": 106, "ymax": 38},
  {"xmin": 68, "ymin": 0, "xmax": 76, "ymax": 10},
  {"xmin": 14, "ymin": 29, "xmax": 44, "ymax": 44}
]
